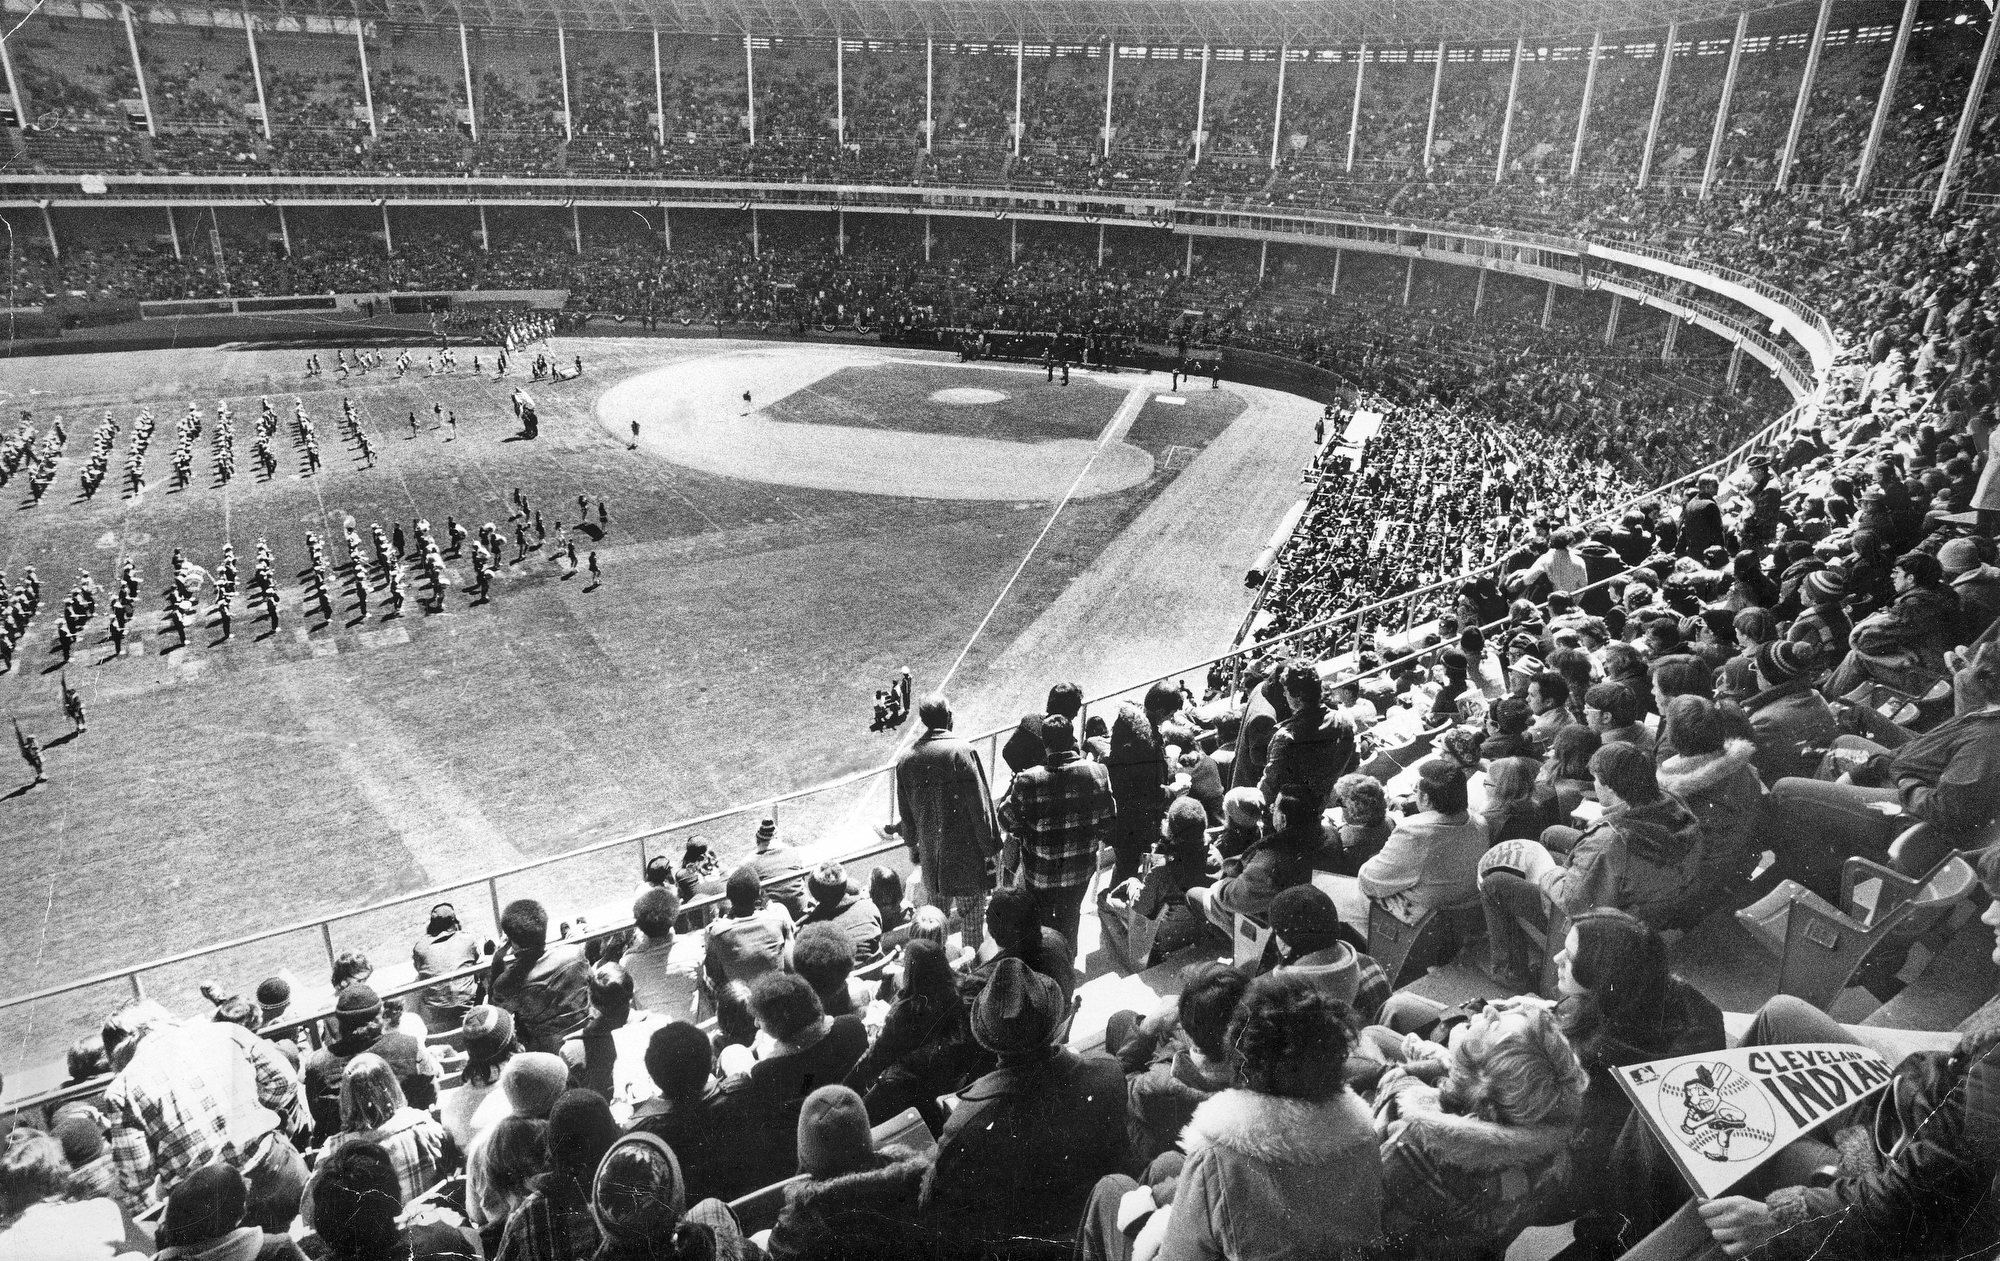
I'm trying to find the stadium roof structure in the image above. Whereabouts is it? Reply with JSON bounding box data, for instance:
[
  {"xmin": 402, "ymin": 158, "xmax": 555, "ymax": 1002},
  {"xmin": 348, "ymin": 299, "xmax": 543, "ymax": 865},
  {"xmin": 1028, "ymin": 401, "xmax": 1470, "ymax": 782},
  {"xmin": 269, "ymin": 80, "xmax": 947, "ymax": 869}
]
[{"xmin": 235, "ymin": 0, "xmax": 1813, "ymax": 44}]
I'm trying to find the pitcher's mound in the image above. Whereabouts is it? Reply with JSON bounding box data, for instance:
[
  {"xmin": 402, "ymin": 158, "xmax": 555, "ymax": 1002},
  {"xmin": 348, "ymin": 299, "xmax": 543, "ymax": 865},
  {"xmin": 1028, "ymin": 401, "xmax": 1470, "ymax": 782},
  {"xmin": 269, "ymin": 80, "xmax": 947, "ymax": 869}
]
[{"xmin": 931, "ymin": 387, "xmax": 1009, "ymax": 405}]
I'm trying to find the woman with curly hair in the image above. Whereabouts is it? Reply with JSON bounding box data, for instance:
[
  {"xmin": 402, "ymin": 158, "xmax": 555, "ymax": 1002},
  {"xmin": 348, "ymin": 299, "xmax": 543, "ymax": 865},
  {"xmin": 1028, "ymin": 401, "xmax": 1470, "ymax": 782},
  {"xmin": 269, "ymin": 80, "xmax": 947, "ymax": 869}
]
[
  {"xmin": 1323, "ymin": 773, "xmax": 1392, "ymax": 877},
  {"xmin": 1372, "ymin": 1001, "xmax": 1590, "ymax": 1259},
  {"xmin": 1532, "ymin": 726, "xmax": 1600, "ymax": 832},
  {"xmin": 1080, "ymin": 971, "xmax": 1382, "ymax": 1261}
]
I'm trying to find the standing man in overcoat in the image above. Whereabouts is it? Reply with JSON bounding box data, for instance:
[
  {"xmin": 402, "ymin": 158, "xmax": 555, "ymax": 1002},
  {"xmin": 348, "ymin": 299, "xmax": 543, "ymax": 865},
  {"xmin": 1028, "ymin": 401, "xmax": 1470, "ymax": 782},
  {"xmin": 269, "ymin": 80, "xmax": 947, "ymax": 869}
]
[{"xmin": 893, "ymin": 693, "xmax": 1003, "ymax": 951}]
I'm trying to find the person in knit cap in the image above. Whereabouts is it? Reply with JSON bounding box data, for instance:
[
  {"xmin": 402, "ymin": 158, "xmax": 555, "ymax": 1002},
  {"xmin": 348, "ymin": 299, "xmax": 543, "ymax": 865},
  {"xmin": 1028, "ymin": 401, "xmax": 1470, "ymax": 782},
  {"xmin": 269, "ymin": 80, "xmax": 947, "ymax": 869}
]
[
  {"xmin": 1740, "ymin": 640, "xmax": 1840, "ymax": 784},
  {"xmin": 300, "ymin": 983, "xmax": 439, "ymax": 1144},
  {"xmin": 920, "ymin": 957, "xmax": 1129, "ymax": 1251},
  {"xmin": 151, "ymin": 1163, "xmax": 305, "ymax": 1261},
  {"xmin": 1942, "ymin": 535, "xmax": 2000, "ymax": 641},
  {"xmin": 800, "ymin": 862, "xmax": 883, "ymax": 959},
  {"xmin": 588, "ymin": 1132, "xmax": 747, "ymax": 1261},
  {"xmin": 765, "ymin": 1085, "xmax": 932, "ymax": 1261},
  {"xmin": 494, "ymin": 1089, "xmax": 620, "ymax": 1261},
  {"xmin": 466, "ymin": 1051, "xmax": 571, "ymax": 1234},
  {"xmin": 49, "ymin": 1103, "xmax": 117, "ymax": 1202},
  {"xmin": 1786, "ymin": 568, "xmax": 1852, "ymax": 670},
  {"xmin": 307, "ymin": 1142, "xmax": 479, "ymax": 1261},
  {"xmin": 1265, "ymin": 884, "xmax": 1391, "ymax": 1028},
  {"xmin": 444, "ymin": 1005, "xmax": 520, "ymax": 1151},
  {"xmin": 1210, "ymin": 786, "xmax": 1265, "ymax": 862},
  {"xmin": 751, "ymin": 818, "xmax": 809, "ymax": 920}
]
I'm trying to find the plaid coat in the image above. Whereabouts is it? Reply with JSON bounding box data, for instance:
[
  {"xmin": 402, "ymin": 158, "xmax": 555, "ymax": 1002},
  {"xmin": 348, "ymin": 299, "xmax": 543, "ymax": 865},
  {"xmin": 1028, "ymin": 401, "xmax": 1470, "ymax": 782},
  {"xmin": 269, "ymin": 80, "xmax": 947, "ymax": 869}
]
[{"xmin": 1000, "ymin": 751, "xmax": 1115, "ymax": 891}]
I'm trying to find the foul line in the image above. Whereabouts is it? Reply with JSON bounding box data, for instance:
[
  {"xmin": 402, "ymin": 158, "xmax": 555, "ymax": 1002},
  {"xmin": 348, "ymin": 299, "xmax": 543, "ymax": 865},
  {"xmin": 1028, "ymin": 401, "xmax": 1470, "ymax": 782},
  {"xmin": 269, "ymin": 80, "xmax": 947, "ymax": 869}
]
[{"xmin": 932, "ymin": 381, "xmax": 1152, "ymax": 698}]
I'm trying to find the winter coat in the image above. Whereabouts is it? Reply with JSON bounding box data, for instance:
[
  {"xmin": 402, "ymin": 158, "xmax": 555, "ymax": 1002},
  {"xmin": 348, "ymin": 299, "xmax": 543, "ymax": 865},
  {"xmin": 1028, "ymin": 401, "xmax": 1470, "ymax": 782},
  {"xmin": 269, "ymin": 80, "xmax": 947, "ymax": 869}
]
[
  {"xmin": 1788, "ymin": 602, "xmax": 1853, "ymax": 670},
  {"xmin": 1953, "ymin": 563, "xmax": 2000, "ymax": 643},
  {"xmin": 1156, "ymin": 1087, "xmax": 1383, "ymax": 1261},
  {"xmin": 1850, "ymin": 584, "xmax": 1961, "ymax": 674},
  {"xmin": 1357, "ymin": 810, "xmax": 1488, "ymax": 914},
  {"xmin": 1537, "ymin": 795, "xmax": 1704, "ymax": 928},
  {"xmin": 1107, "ymin": 704, "xmax": 1171, "ymax": 852},
  {"xmin": 1881, "ymin": 706, "xmax": 2000, "ymax": 844},
  {"xmin": 1656, "ymin": 737, "xmax": 1767, "ymax": 887},
  {"xmin": 1231, "ymin": 678, "xmax": 1288, "ymax": 790},
  {"xmin": 921, "ymin": 1048, "xmax": 1131, "ymax": 1250},
  {"xmin": 1375, "ymin": 1078, "xmax": 1578, "ymax": 1260},
  {"xmin": 1211, "ymin": 822, "xmax": 1323, "ymax": 922},
  {"xmin": 1740, "ymin": 677, "xmax": 1840, "ymax": 784},
  {"xmin": 765, "ymin": 1147, "xmax": 933, "ymax": 1261},
  {"xmin": 488, "ymin": 941, "xmax": 592, "ymax": 1055},
  {"xmin": 843, "ymin": 989, "xmax": 978, "ymax": 1105},
  {"xmin": 1120, "ymin": 1036, "xmax": 1235, "ymax": 1165},
  {"xmin": 1258, "ymin": 703, "xmax": 1357, "ymax": 808},
  {"xmin": 894, "ymin": 729, "xmax": 1002, "ymax": 899}
]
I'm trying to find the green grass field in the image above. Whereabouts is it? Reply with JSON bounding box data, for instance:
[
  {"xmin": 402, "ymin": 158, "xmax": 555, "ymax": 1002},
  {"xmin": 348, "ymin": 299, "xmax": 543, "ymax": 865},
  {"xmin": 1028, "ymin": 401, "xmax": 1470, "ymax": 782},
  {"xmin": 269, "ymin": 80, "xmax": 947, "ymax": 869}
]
[{"xmin": 0, "ymin": 334, "xmax": 1243, "ymax": 1080}]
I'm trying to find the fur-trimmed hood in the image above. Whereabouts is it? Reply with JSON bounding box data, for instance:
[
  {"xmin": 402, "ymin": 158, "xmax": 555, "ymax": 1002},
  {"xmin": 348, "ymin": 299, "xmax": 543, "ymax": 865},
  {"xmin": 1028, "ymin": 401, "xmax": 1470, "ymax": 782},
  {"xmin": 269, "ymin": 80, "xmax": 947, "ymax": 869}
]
[
  {"xmin": 1656, "ymin": 738, "xmax": 1760, "ymax": 800},
  {"xmin": 1381, "ymin": 1082, "xmax": 1577, "ymax": 1172},
  {"xmin": 785, "ymin": 1147, "xmax": 931, "ymax": 1217},
  {"xmin": 1181, "ymin": 1087, "xmax": 1375, "ymax": 1167}
]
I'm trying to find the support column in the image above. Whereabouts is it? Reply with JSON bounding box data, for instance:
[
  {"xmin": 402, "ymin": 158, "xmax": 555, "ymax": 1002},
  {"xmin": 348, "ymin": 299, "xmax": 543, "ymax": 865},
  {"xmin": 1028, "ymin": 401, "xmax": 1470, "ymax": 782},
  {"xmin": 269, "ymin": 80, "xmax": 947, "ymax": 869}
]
[
  {"xmin": 1637, "ymin": 23, "xmax": 1677, "ymax": 189},
  {"xmin": 744, "ymin": 34, "xmax": 756, "ymax": 146},
  {"xmin": 751, "ymin": 207, "xmax": 759, "ymax": 256},
  {"xmin": 1097, "ymin": 222, "xmax": 1106, "ymax": 266},
  {"xmin": 923, "ymin": 213, "xmax": 932, "ymax": 261},
  {"xmin": 244, "ymin": 11, "xmax": 272, "ymax": 140},
  {"xmin": 837, "ymin": 207, "xmax": 845, "ymax": 255},
  {"xmin": 1570, "ymin": 32, "xmax": 1601, "ymax": 178},
  {"xmin": 571, "ymin": 204, "xmax": 581, "ymax": 253},
  {"xmin": 165, "ymin": 207, "xmax": 182, "ymax": 259},
  {"xmin": 1183, "ymin": 234, "xmax": 1193, "ymax": 277},
  {"xmin": 1727, "ymin": 342, "xmax": 1743, "ymax": 387},
  {"xmin": 478, "ymin": 204, "xmax": 490, "ymax": 251},
  {"xmin": 0, "ymin": 33, "xmax": 26, "ymax": 131},
  {"xmin": 1775, "ymin": 0, "xmax": 1834, "ymax": 190},
  {"xmin": 1013, "ymin": 38, "xmax": 1024, "ymax": 156},
  {"xmin": 1330, "ymin": 247, "xmax": 1342, "ymax": 295},
  {"xmin": 1473, "ymin": 267, "xmax": 1487, "ymax": 314},
  {"xmin": 557, "ymin": 26, "xmax": 572, "ymax": 141},
  {"xmin": 355, "ymin": 22, "xmax": 377, "ymax": 139},
  {"xmin": 1604, "ymin": 292, "xmax": 1622, "ymax": 345},
  {"xmin": 1010, "ymin": 218, "xmax": 1018, "ymax": 263},
  {"xmin": 1701, "ymin": 13, "xmax": 1747, "ymax": 199},
  {"xmin": 1269, "ymin": 44, "xmax": 1288, "ymax": 168},
  {"xmin": 41, "ymin": 204, "xmax": 57, "ymax": 258},
  {"xmin": 662, "ymin": 206, "xmax": 671, "ymax": 250},
  {"xmin": 1101, "ymin": 39, "xmax": 1115, "ymax": 158},
  {"xmin": 1346, "ymin": 45, "xmax": 1367, "ymax": 172},
  {"xmin": 1541, "ymin": 280, "xmax": 1555, "ymax": 329},
  {"xmin": 458, "ymin": 23, "xmax": 477, "ymax": 142},
  {"xmin": 380, "ymin": 204, "xmax": 393, "ymax": 256},
  {"xmin": 923, "ymin": 38, "xmax": 933, "ymax": 152},
  {"xmin": 1855, "ymin": 0, "xmax": 1918, "ymax": 196},
  {"xmin": 1933, "ymin": 6, "xmax": 2000, "ymax": 213},
  {"xmin": 1423, "ymin": 41, "xmax": 1444, "ymax": 171},
  {"xmin": 835, "ymin": 33, "xmax": 844, "ymax": 145},
  {"xmin": 1662, "ymin": 315, "xmax": 1681, "ymax": 362},
  {"xmin": 653, "ymin": 29, "xmax": 665, "ymax": 144},
  {"xmin": 1258, "ymin": 239, "xmax": 1268, "ymax": 280},
  {"xmin": 276, "ymin": 204, "xmax": 290, "ymax": 255},
  {"xmin": 1401, "ymin": 255, "xmax": 1415, "ymax": 305},
  {"xmin": 1495, "ymin": 36, "xmax": 1523, "ymax": 183},
  {"xmin": 121, "ymin": 4, "xmax": 155, "ymax": 136},
  {"xmin": 1192, "ymin": 44, "xmax": 1209, "ymax": 164}
]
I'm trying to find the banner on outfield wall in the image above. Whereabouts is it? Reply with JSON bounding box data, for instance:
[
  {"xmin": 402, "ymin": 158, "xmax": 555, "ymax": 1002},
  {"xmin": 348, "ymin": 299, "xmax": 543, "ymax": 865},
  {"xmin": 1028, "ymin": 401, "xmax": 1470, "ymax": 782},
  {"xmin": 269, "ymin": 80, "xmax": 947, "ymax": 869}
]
[{"xmin": 1616, "ymin": 1043, "xmax": 1894, "ymax": 1199}]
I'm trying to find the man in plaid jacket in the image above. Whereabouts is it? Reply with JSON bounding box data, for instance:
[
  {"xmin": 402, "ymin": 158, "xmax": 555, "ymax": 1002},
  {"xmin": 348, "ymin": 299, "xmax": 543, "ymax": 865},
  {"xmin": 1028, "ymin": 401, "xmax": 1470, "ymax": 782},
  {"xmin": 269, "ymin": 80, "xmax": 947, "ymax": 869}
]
[{"xmin": 999, "ymin": 714, "xmax": 1116, "ymax": 957}]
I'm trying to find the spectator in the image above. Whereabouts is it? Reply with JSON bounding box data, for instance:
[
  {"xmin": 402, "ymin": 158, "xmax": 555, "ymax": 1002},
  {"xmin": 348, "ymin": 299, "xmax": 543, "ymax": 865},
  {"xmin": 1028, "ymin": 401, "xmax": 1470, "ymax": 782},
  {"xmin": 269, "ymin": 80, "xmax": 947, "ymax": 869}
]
[
  {"xmin": 303, "ymin": 1053, "xmax": 450, "ymax": 1220},
  {"xmin": 1528, "ymin": 528, "xmax": 1589, "ymax": 595},
  {"xmin": 1584, "ymin": 681, "xmax": 1653, "ymax": 754},
  {"xmin": 892, "ymin": 692, "xmax": 1003, "ymax": 950},
  {"xmin": 1784, "ymin": 570, "xmax": 1852, "ymax": 672},
  {"xmin": 589, "ymin": 1132, "xmax": 748, "ymax": 1261},
  {"xmin": 1944, "ymin": 535, "xmax": 2000, "ymax": 641},
  {"xmin": 1478, "ymin": 695, "xmax": 1537, "ymax": 761},
  {"xmin": 702, "ymin": 865, "xmax": 796, "ymax": 993},
  {"xmin": 149, "ymin": 1164, "xmax": 305, "ymax": 1261},
  {"xmin": 1656, "ymin": 695, "xmax": 1767, "ymax": 900},
  {"xmin": 626, "ymin": 1022, "xmax": 727, "ymax": 1203},
  {"xmin": 1000, "ymin": 714, "xmax": 1117, "ymax": 959},
  {"xmin": 493, "ymin": 1089, "xmax": 620, "ymax": 1261},
  {"xmin": 845, "ymin": 938, "xmax": 977, "ymax": 1130},
  {"xmin": 307, "ymin": 1142, "xmax": 479, "ymax": 1261},
  {"xmin": 1348, "ymin": 760, "xmax": 1487, "ymax": 922},
  {"xmin": 561, "ymin": 963, "xmax": 632, "ymax": 1099},
  {"xmin": 1325, "ymin": 773, "xmax": 1394, "ymax": 875},
  {"xmin": 1258, "ymin": 663, "xmax": 1356, "ymax": 810},
  {"xmin": 466, "ymin": 1052, "xmax": 570, "ymax": 1236},
  {"xmin": 0, "ymin": 1129, "xmax": 148, "ymax": 1260},
  {"xmin": 1549, "ymin": 910, "xmax": 1724, "ymax": 1255},
  {"xmin": 1373, "ymin": 1002, "xmax": 1590, "ymax": 1258},
  {"xmin": 623, "ymin": 886, "xmax": 689, "ymax": 1018},
  {"xmin": 790, "ymin": 923, "xmax": 872, "ymax": 1018},
  {"xmin": 1098, "ymin": 796, "xmax": 1214, "ymax": 967},
  {"xmin": 1102, "ymin": 961, "xmax": 1250, "ymax": 1165},
  {"xmin": 868, "ymin": 866, "xmax": 914, "ymax": 951},
  {"xmin": 765, "ymin": 1085, "xmax": 932, "ymax": 1261},
  {"xmin": 1479, "ymin": 757, "xmax": 1549, "ymax": 844},
  {"xmin": 412, "ymin": 902, "xmax": 482, "ymax": 1036},
  {"xmin": 751, "ymin": 818, "xmax": 811, "ymax": 921},
  {"xmin": 801, "ymin": 863, "xmax": 884, "ymax": 959},
  {"xmin": 481, "ymin": 1117, "xmax": 550, "ymax": 1247},
  {"xmin": 1266, "ymin": 884, "xmax": 1393, "ymax": 1026},
  {"xmin": 1525, "ymin": 671, "xmax": 1576, "ymax": 754},
  {"xmin": 489, "ymin": 900, "xmax": 592, "ymax": 1055},
  {"xmin": 442, "ymin": 1005, "xmax": 519, "ymax": 1152},
  {"xmin": 250, "ymin": 979, "xmax": 301, "ymax": 1069},
  {"xmin": 920, "ymin": 958, "xmax": 1129, "ymax": 1251},
  {"xmin": 1000, "ymin": 682, "xmax": 1083, "ymax": 775},
  {"xmin": 1189, "ymin": 781, "xmax": 1323, "ymax": 933},
  {"xmin": 1831, "ymin": 551, "xmax": 1961, "ymax": 696},
  {"xmin": 49, "ymin": 1106, "xmax": 117, "ymax": 1204},
  {"xmin": 331, "ymin": 951, "xmax": 373, "ymax": 995},
  {"xmin": 302, "ymin": 983, "xmax": 440, "ymax": 1142},
  {"xmin": 962, "ymin": 885, "xmax": 1077, "ymax": 1004},
  {"xmin": 1229, "ymin": 667, "xmax": 1292, "ymax": 791},
  {"xmin": 737, "ymin": 972, "xmax": 870, "ymax": 1133},
  {"xmin": 98, "ymin": 1000, "xmax": 307, "ymax": 1230},
  {"xmin": 1084, "ymin": 973, "xmax": 1381, "ymax": 1261},
  {"xmin": 1105, "ymin": 692, "xmax": 1173, "ymax": 885},
  {"xmin": 1533, "ymin": 726, "xmax": 1601, "ymax": 825}
]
